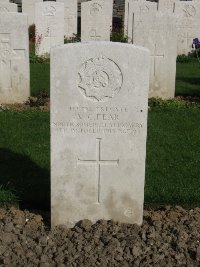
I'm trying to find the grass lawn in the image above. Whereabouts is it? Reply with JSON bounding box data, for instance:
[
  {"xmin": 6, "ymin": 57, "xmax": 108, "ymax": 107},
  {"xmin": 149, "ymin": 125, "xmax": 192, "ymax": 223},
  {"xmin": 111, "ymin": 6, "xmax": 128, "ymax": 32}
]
[
  {"xmin": 176, "ymin": 62, "xmax": 200, "ymax": 96},
  {"xmin": 0, "ymin": 62, "xmax": 199, "ymax": 210},
  {"xmin": 146, "ymin": 106, "xmax": 200, "ymax": 206},
  {"xmin": 0, "ymin": 106, "xmax": 199, "ymax": 210},
  {"xmin": 30, "ymin": 62, "xmax": 200, "ymax": 97},
  {"xmin": 0, "ymin": 111, "xmax": 50, "ymax": 209},
  {"xmin": 30, "ymin": 63, "xmax": 50, "ymax": 97}
]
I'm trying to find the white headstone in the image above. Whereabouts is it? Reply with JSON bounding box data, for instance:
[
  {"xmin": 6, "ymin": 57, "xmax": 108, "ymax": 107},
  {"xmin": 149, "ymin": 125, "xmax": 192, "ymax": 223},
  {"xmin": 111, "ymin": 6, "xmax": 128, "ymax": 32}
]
[
  {"xmin": 125, "ymin": 0, "xmax": 157, "ymax": 43},
  {"xmin": 57, "ymin": 0, "xmax": 78, "ymax": 39},
  {"xmin": 158, "ymin": 0, "xmax": 178, "ymax": 13},
  {"xmin": 35, "ymin": 2, "xmax": 64, "ymax": 56},
  {"xmin": 102, "ymin": 0, "xmax": 113, "ymax": 22},
  {"xmin": 0, "ymin": 13, "xmax": 30, "ymax": 104},
  {"xmin": 81, "ymin": 0, "xmax": 113, "ymax": 42},
  {"xmin": 0, "ymin": 1, "xmax": 18, "ymax": 12},
  {"xmin": 22, "ymin": 0, "xmax": 42, "ymax": 25},
  {"xmin": 133, "ymin": 12, "xmax": 177, "ymax": 99},
  {"xmin": 177, "ymin": 0, "xmax": 200, "ymax": 55},
  {"xmin": 51, "ymin": 42, "xmax": 150, "ymax": 227}
]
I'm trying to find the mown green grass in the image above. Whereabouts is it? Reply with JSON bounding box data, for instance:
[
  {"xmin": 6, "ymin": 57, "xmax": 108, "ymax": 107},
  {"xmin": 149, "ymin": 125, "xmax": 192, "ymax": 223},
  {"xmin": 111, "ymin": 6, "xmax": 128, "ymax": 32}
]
[
  {"xmin": 30, "ymin": 63, "xmax": 50, "ymax": 97},
  {"xmin": 0, "ymin": 185, "xmax": 18, "ymax": 204},
  {"xmin": 146, "ymin": 106, "xmax": 200, "ymax": 206},
  {"xmin": 176, "ymin": 62, "xmax": 200, "ymax": 96},
  {"xmin": 0, "ymin": 111, "xmax": 50, "ymax": 209},
  {"xmin": 0, "ymin": 105, "xmax": 199, "ymax": 209}
]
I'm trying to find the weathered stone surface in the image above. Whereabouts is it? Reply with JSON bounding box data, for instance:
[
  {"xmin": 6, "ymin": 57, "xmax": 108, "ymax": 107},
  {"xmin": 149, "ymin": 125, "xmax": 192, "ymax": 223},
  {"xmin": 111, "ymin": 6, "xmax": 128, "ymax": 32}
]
[
  {"xmin": 35, "ymin": 2, "xmax": 64, "ymax": 56},
  {"xmin": 177, "ymin": 0, "xmax": 200, "ymax": 55},
  {"xmin": 133, "ymin": 12, "xmax": 177, "ymax": 99},
  {"xmin": 0, "ymin": 1, "xmax": 18, "ymax": 12},
  {"xmin": 57, "ymin": 0, "xmax": 78, "ymax": 39},
  {"xmin": 81, "ymin": 0, "xmax": 113, "ymax": 41},
  {"xmin": 51, "ymin": 42, "xmax": 150, "ymax": 227},
  {"xmin": 0, "ymin": 12, "xmax": 30, "ymax": 104},
  {"xmin": 157, "ymin": 0, "xmax": 178, "ymax": 14},
  {"xmin": 124, "ymin": 1, "xmax": 177, "ymax": 98},
  {"xmin": 125, "ymin": 0, "xmax": 200, "ymax": 56},
  {"xmin": 124, "ymin": 0, "xmax": 157, "ymax": 41},
  {"xmin": 22, "ymin": 0, "xmax": 42, "ymax": 25}
]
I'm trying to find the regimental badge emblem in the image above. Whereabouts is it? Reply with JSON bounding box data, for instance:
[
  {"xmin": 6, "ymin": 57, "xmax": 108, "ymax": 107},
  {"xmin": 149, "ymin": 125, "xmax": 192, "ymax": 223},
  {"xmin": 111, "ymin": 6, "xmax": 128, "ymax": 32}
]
[
  {"xmin": 78, "ymin": 55, "xmax": 123, "ymax": 102},
  {"xmin": 90, "ymin": 3, "xmax": 102, "ymax": 16}
]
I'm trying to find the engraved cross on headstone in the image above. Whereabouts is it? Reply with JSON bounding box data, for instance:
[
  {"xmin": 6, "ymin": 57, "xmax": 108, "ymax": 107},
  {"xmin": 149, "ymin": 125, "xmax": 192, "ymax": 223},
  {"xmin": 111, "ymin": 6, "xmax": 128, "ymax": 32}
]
[
  {"xmin": 150, "ymin": 44, "xmax": 164, "ymax": 76},
  {"xmin": 77, "ymin": 138, "xmax": 119, "ymax": 203},
  {"xmin": 90, "ymin": 29, "xmax": 101, "ymax": 41},
  {"xmin": 44, "ymin": 28, "xmax": 56, "ymax": 47}
]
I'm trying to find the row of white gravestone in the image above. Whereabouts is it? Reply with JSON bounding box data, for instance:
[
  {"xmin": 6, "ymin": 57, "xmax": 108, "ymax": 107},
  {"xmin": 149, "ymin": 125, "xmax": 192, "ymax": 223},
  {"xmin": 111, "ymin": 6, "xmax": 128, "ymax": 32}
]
[
  {"xmin": 22, "ymin": 0, "xmax": 78, "ymax": 39},
  {"xmin": 2, "ymin": 0, "xmax": 200, "ymax": 57},
  {"xmin": 123, "ymin": 0, "xmax": 200, "ymax": 99},
  {"xmin": 0, "ymin": 0, "xmax": 177, "ymax": 103},
  {"xmin": 33, "ymin": 0, "xmax": 113, "ymax": 55},
  {"xmin": 125, "ymin": 0, "xmax": 200, "ymax": 55},
  {"xmin": 4, "ymin": 0, "xmax": 199, "ymax": 101},
  {"xmin": 22, "ymin": 0, "xmax": 113, "ymax": 41}
]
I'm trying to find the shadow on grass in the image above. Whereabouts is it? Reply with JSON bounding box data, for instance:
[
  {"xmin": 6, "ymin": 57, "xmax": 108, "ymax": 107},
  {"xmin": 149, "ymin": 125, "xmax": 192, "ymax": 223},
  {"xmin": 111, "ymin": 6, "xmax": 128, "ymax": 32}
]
[
  {"xmin": 0, "ymin": 148, "xmax": 50, "ymax": 211},
  {"xmin": 176, "ymin": 77, "xmax": 200, "ymax": 86},
  {"xmin": 176, "ymin": 77, "xmax": 200, "ymax": 96}
]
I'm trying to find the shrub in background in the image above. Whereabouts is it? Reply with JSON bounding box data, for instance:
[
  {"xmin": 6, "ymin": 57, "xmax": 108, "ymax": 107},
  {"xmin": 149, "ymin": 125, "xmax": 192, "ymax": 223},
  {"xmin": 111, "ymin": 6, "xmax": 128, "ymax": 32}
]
[
  {"xmin": 64, "ymin": 34, "xmax": 81, "ymax": 44},
  {"xmin": 111, "ymin": 31, "xmax": 128, "ymax": 43}
]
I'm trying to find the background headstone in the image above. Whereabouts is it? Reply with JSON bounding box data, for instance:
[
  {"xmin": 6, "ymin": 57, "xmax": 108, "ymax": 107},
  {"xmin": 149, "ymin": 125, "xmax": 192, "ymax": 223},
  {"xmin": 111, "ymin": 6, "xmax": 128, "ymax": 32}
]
[
  {"xmin": 133, "ymin": 12, "xmax": 177, "ymax": 99},
  {"xmin": 81, "ymin": 0, "xmax": 113, "ymax": 41},
  {"xmin": 35, "ymin": 2, "xmax": 64, "ymax": 56},
  {"xmin": 101, "ymin": 0, "xmax": 113, "ymax": 26},
  {"xmin": 0, "ymin": 1, "xmax": 18, "ymax": 12},
  {"xmin": 51, "ymin": 42, "xmax": 150, "ymax": 227},
  {"xmin": 0, "ymin": 13, "xmax": 30, "ymax": 104},
  {"xmin": 22, "ymin": 0, "xmax": 42, "ymax": 25},
  {"xmin": 124, "ymin": 0, "xmax": 157, "ymax": 42},
  {"xmin": 158, "ymin": 0, "xmax": 178, "ymax": 14},
  {"xmin": 177, "ymin": 0, "xmax": 200, "ymax": 55},
  {"xmin": 57, "ymin": 0, "xmax": 78, "ymax": 39}
]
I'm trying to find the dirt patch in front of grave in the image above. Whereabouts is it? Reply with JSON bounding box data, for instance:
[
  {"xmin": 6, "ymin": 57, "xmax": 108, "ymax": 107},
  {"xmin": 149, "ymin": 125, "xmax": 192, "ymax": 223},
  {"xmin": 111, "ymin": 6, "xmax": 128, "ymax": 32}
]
[
  {"xmin": 175, "ymin": 96, "xmax": 200, "ymax": 104},
  {"xmin": 0, "ymin": 206, "xmax": 199, "ymax": 266},
  {"xmin": 1, "ymin": 93, "xmax": 50, "ymax": 111}
]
